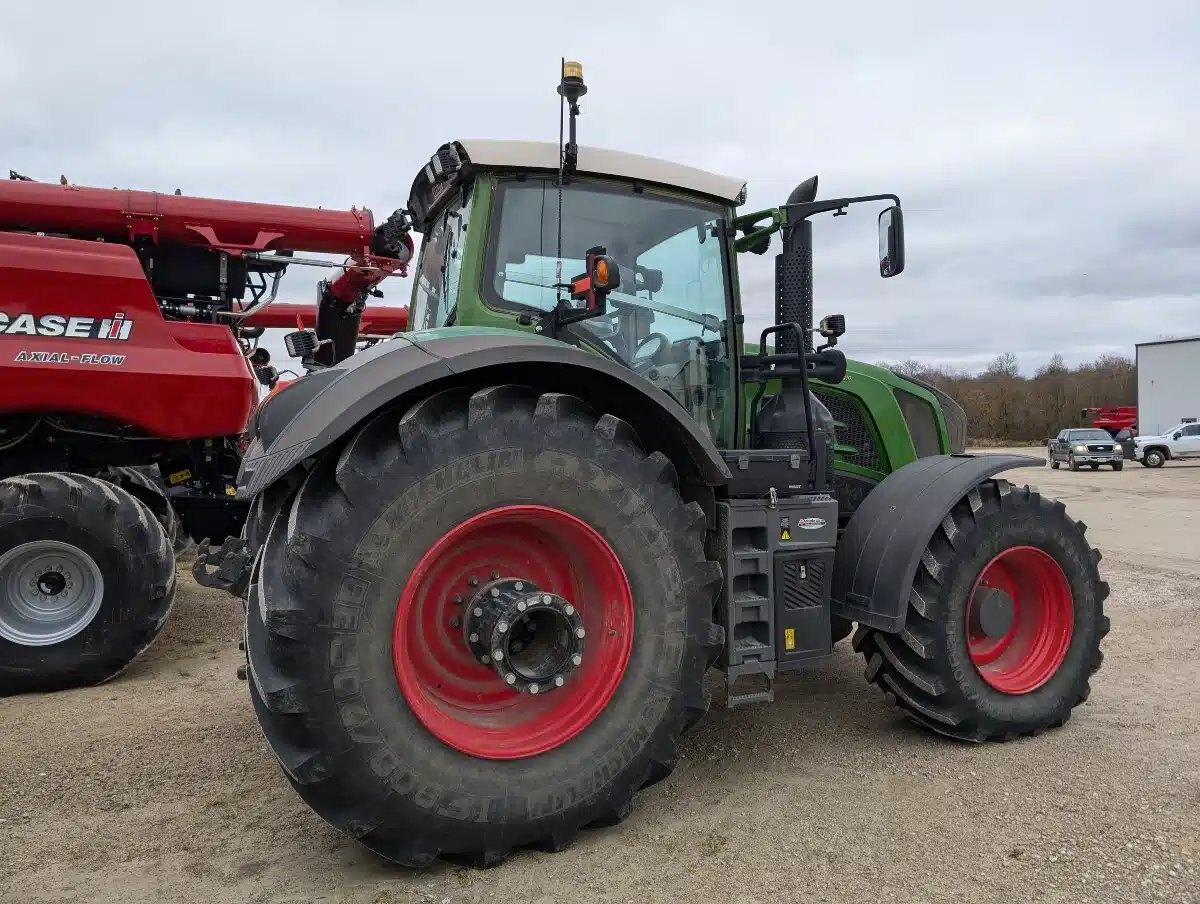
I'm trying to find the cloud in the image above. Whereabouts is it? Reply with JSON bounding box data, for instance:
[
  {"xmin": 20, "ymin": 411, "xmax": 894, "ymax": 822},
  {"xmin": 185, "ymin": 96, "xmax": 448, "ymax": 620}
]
[{"xmin": 3, "ymin": 0, "xmax": 1198, "ymax": 374}]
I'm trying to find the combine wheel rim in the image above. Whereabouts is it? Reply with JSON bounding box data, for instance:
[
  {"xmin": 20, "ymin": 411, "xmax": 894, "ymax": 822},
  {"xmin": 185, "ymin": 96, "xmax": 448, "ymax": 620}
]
[{"xmin": 0, "ymin": 540, "xmax": 105, "ymax": 646}]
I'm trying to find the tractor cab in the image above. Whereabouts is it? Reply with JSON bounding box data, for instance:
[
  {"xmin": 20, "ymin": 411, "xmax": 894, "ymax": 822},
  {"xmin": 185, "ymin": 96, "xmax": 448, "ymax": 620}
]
[{"xmin": 406, "ymin": 139, "xmax": 746, "ymax": 444}]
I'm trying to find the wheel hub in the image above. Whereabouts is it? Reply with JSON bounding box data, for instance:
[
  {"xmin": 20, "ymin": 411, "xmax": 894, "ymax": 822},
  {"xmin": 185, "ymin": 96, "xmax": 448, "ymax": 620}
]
[
  {"xmin": 0, "ymin": 540, "xmax": 105, "ymax": 647},
  {"xmin": 972, "ymin": 586, "xmax": 1016, "ymax": 638},
  {"xmin": 463, "ymin": 579, "xmax": 586, "ymax": 695}
]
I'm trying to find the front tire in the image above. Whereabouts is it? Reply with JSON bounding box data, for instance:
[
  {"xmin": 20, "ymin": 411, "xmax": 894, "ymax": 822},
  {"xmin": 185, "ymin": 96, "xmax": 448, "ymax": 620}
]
[
  {"xmin": 0, "ymin": 473, "xmax": 176, "ymax": 694},
  {"xmin": 853, "ymin": 479, "xmax": 1108, "ymax": 741},
  {"xmin": 246, "ymin": 386, "xmax": 722, "ymax": 866}
]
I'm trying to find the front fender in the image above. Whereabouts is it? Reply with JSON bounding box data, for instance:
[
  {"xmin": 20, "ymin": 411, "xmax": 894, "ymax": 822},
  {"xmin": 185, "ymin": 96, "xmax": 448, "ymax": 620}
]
[
  {"xmin": 830, "ymin": 453, "xmax": 1042, "ymax": 632},
  {"xmin": 238, "ymin": 328, "xmax": 732, "ymax": 498}
]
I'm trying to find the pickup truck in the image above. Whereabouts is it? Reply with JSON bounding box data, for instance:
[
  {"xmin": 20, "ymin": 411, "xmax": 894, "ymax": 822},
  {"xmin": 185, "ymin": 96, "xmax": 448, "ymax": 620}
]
[
  {"xmin": 1047, "ymin": 428, "xmax": 1123, "ymax": 471},
  {"xmin": 1133, "ymin": 422, "xmax": 1200, "ymax": 467}
]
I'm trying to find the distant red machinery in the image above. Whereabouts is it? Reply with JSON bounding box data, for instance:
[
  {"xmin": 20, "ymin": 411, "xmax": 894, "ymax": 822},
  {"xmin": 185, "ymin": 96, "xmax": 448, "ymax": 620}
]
[
  {"xmin": 0, "ymin": 171, "xmax": 413, "ymax": 693},
  {"xmin": 1080, "ymin": 406, "xmax": 1137, "ymax": 437}
]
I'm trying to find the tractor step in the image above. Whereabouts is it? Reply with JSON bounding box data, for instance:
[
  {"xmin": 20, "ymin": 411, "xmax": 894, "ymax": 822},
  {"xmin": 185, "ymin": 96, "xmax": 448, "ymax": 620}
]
[{"xmin": 724, "ymin": 663, "xmax": 775, "ymax": 709}]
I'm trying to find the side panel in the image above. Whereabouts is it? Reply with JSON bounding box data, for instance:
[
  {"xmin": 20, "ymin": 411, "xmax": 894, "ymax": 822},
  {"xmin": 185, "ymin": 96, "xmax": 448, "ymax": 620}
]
[
  {"xmin": 830, "ymin": 453, "xmax": 1041, "ymax": 632},
  {"xmin": 0, "ymin": 232, "xmax": 255, "ymax": 438}
]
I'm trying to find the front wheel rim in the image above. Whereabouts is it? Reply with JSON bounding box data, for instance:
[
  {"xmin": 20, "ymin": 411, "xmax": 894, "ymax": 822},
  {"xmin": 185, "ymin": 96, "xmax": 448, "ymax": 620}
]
[
  {"xmin": 0, "ymin": 540, "xmax": 105, "ymax": 646},
  {"xmin": 966, "ymin": 546, "xmax": 1073, "ymax": 694},
  {"xmin": 393, "ymin": 505, "xmax": 634, "ymax": 760}
]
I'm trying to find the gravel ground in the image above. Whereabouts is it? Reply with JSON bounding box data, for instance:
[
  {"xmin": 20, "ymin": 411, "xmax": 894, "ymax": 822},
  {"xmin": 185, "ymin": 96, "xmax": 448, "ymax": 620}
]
[{"xmin": 1, "ymin": 452, "xmax": 1197, "ymax": 904}]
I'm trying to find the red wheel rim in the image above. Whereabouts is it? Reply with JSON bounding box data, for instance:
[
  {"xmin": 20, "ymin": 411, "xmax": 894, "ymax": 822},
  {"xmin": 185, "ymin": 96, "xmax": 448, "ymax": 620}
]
[
  {"xmin": 966, "ymin": 546, "xmax": 1073, "ymax": 694},
  {"xmin": 393, "ymin": 505, "xmax": 634, "ymax": 760}
]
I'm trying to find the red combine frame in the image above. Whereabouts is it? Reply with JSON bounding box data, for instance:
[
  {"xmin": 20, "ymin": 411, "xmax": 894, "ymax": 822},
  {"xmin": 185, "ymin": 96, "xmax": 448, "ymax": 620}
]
[
  {"xmin": 0, "ymin": 171, "xmax": 411, "ymax": 693},
  {"xmin": 1080, "ymin": 406, "xmax": 1137, "ymax": 437}
]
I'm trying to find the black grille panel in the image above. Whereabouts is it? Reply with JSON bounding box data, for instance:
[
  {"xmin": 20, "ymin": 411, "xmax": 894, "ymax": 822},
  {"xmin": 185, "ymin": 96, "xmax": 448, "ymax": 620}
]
[
  {"xmin": 781, "ymin": 558, "xmax": 826, "ymax": 611},
  {"xmin": 812, "ymin": 389, "xmax": 881, "ymax": 471}
]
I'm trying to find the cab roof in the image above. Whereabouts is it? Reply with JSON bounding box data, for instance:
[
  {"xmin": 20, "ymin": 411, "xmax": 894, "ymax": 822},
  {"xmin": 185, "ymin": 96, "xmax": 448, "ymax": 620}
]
[{"xmin": 407, "ymin": 139, "xmax": 746, "ymax": 229}]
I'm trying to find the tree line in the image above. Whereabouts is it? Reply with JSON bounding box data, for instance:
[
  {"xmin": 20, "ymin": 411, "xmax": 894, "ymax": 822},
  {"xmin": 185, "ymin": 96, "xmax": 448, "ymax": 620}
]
[{"xmin": 879, "ymin": 353, "xmax": 1137, "ymax": 443}]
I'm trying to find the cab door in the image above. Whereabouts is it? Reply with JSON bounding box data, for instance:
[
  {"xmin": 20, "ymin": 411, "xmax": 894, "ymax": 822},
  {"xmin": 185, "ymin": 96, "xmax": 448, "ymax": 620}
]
[{"xmin": 1175, "ymin": 423, "xmax": 1200, "ymax": 458}]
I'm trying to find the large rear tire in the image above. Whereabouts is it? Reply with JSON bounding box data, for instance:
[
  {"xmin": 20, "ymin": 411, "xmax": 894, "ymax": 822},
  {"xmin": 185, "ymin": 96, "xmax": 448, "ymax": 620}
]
[
  {"xmin": 246, "ymin": 386, "xmax": 723, "ymax": 866},
  {"xmin": 0, "ymin": 473, "xmax": 176, "ymax": 694},
  {"xmin": 853, "ymin": 479, "xmax": 1108, "ymax": 741}
]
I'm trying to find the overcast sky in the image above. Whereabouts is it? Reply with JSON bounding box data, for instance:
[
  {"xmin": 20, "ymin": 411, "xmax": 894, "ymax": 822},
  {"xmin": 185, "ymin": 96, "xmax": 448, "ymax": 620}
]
[{"xmin": 4, "ymin": 1, "xmax": 1197, "ymax": 373}]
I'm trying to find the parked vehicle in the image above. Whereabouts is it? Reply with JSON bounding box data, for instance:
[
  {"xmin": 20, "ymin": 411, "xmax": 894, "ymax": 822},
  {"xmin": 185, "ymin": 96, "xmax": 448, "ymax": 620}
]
[
  {"xmin": 1047, "ymin": 428, "xmax": 1123, "ymax": 471},
  {"xmin": 1080, "ymin": 406, "xmax": 1137, "ymax": 438},
  {"xmin": 216, "ymin": 63, "xmax": 1110, "ymax": 867},
  {"xmin": 1133, "ymin": 422, "xmax": 1200, "ymax": 468}
]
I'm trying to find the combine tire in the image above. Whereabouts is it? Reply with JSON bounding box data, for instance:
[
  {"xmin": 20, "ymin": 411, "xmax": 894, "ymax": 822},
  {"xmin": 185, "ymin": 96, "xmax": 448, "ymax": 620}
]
[
  {"xmin": 854, "ymin": 479, "xmax": 1108, "ymax": 742},
  {"xmin": 101, "ymin": 466, "xmax": 193, "ymax": 557},
  {"xmin": 0, "ymin": 473, "xmax": 175, "ymax": 694},
  {"xmin": 246, "ymin": 385, "xmax": 723, "ymax": 866}
]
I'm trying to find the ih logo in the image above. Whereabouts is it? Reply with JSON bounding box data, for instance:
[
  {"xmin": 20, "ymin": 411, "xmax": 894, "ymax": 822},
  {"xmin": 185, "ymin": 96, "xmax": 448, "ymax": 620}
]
[{"xmin": 0, "ymin": 311, "xmax": 134, "ymax": 340}]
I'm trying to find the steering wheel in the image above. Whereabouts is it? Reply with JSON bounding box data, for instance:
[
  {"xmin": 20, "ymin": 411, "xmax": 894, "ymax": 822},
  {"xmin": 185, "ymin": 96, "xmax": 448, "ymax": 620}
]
[{"xmin": 632, "ymin": 332, "xmax": 670, "ymax": 371}]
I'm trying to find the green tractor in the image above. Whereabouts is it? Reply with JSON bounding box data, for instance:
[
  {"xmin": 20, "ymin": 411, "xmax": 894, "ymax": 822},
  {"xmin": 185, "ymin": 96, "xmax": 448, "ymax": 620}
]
[{"xmin": 230, "ymin": 64, "xmax": 1108, "ymax": 866}]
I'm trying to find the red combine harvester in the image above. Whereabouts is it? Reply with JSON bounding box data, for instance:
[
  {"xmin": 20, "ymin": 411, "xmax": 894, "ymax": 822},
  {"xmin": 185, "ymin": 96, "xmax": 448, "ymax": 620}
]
[
  {"xmin": 1080, "ymin": 406, "xmax": 1137, "ymax": 437},
  {"xmin": 0, "ymin": 171, "xmax": 411, "ymax": 693}
]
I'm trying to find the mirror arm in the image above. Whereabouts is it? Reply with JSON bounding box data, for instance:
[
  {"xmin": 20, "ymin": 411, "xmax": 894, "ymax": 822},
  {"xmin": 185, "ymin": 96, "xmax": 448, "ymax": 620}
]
[
  {"xmin": 783, "ymin": 193, "xmax": 902, "ymax": 223},
  {"xmin": 732, "ymin": 207, "xmax": 786, "ymax": 253}
]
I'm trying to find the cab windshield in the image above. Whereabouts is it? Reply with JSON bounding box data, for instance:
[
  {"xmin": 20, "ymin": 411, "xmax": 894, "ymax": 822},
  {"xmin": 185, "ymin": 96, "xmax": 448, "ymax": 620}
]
[
  {"xmin": 1068, "ymin": 430, "xmax": 1114, "ymax": 442},
  {"xmin": 484, "ymin": 178, "xmax": 733, "ymax": 442}
]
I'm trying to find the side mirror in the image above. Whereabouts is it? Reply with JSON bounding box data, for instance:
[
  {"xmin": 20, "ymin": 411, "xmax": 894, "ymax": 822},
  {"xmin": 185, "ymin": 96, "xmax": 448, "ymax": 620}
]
[{"xmin": 878, "ymin": 205, "xmax": 905, "ymax": 278}]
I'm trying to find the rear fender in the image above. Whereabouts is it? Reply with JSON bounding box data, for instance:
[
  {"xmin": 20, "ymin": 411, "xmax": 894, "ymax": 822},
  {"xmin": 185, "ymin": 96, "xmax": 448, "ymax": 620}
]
[
  {"xmin": 238, "ymin": 328, "xmax": 731, "ymax": 498},
  {"xmin": 831, "ymin": 453, "xmax": 1042, "ymax": 632}
]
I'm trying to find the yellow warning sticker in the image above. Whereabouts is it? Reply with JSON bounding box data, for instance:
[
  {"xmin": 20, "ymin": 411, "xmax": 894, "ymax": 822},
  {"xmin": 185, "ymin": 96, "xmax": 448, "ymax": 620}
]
[
  {"xmin": 784, "ymin": 627, "xmax": 796, "ymax": 651},
  {"xmin": 167, "ymin": 469, "xmax": 191, "ymax": 485}
]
